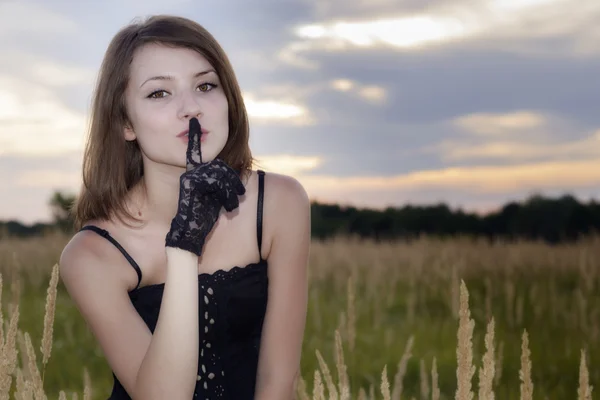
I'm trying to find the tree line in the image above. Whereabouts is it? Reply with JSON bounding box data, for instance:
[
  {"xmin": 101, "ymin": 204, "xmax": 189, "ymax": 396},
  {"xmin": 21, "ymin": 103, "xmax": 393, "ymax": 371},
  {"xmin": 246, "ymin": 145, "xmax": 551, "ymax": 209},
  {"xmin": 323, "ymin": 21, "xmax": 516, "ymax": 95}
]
[{"xmin": 0, "ymin": 191, "xmax": 597, "ymax": 244}]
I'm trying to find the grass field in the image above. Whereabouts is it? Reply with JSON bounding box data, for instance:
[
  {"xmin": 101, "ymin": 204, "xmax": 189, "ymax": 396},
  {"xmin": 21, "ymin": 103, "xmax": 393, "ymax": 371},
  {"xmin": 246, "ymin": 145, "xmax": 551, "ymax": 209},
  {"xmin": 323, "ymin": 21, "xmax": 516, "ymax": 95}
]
[{"xmin": 0, "ymin": 232, "xmax": 596, "ymax": 399}]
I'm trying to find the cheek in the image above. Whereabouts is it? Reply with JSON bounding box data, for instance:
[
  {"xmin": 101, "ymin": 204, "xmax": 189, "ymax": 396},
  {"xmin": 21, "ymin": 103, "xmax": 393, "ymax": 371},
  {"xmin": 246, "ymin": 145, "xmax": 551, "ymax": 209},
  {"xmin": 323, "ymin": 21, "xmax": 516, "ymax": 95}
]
[
  {"xmin": 130, "ymin": 109, "xmax": 171, "ymax": 152},
  {"xmin": 214, "ymin": 92, "xmax": 229, "ymax": 120}
]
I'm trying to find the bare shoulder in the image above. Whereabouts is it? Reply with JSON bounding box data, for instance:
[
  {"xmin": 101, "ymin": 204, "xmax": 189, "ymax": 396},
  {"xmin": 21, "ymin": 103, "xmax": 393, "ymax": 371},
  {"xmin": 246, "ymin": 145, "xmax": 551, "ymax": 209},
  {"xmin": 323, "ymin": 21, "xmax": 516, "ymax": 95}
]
[
  {"xmin": 60, "ymin": 229, "xmax": 109, "ymax": 285},
  {"xmin": 260, "ymin": 171, "xmax": 311, "ymax": 244},
  {"xmin": 262, "ymin": 171, "xmax": 310, "ymax": 213},
  {"xmin": 59, "ymin": 227, "xmax": 131, "ymax": 293}
]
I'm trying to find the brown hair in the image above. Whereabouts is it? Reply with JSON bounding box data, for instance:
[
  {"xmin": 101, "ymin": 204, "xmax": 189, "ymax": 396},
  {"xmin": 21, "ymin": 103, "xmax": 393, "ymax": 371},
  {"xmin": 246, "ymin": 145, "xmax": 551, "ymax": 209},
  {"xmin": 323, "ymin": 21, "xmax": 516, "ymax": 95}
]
[{"xmin": 72, "ymin": 15, "xmax": 256, "ymax": 230}]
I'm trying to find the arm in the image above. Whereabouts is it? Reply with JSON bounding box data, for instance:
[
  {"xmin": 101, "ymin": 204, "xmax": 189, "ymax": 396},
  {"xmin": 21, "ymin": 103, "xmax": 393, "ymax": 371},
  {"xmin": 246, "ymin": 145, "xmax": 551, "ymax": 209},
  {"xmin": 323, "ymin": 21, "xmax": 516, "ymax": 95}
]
[
  {"xmin": 135, "ymin": 247, "xmax": 200, "ymax": 398},
  {"xmin": 254, "ymin": 175, "xmax": 311, "ymax": 399},
  {"xmin": 59, "ymin": 234, "xmax": 200, "ymax": 400}
]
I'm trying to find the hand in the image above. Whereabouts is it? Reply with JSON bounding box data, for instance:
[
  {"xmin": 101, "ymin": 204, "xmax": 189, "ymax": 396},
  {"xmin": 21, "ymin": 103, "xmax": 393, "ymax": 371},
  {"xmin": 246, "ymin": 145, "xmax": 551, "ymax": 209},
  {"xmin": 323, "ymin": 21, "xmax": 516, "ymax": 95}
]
[{"xmin": 165, "ymin": 118, "xmax": 246, "ymax": 256}]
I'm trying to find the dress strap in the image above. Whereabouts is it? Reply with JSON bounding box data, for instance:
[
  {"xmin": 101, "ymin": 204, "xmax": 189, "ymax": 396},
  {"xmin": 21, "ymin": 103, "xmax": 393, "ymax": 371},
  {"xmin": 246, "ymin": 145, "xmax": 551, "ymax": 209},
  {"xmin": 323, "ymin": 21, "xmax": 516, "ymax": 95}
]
[
  {"xmin": 257, "ymin": 170, "xmax": 265, "ymax": 261},
  {"xmin": 79, "ymin": 225, "xmax": 143, "ymax": 289}
]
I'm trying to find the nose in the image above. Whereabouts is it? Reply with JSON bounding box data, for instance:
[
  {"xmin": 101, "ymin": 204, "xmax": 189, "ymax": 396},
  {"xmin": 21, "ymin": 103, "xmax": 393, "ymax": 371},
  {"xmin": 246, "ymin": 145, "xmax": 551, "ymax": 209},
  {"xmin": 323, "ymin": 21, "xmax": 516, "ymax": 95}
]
[{"xmin": 177, "ymin": 90, "xmax": 203, "ymax": 120}]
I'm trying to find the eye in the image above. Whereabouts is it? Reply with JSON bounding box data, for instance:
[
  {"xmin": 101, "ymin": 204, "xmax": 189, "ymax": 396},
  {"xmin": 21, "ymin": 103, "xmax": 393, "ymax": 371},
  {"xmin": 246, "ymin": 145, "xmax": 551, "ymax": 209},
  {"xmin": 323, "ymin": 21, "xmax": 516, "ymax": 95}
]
[
  {"xmin": 147, "ymin": 90, "xmax": 167, "ymax": 99},
  {"xmin": 198, "ymin": 83, "xmax": 217, "ymax": 92}
]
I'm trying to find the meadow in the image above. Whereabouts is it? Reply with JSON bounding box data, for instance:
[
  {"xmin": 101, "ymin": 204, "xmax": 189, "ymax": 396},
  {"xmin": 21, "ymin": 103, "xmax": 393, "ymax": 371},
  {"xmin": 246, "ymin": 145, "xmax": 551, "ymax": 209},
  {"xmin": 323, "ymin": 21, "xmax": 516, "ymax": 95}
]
[{"xmin": 0, "ymin": 231, "xmax": 596, "ymax": 399}]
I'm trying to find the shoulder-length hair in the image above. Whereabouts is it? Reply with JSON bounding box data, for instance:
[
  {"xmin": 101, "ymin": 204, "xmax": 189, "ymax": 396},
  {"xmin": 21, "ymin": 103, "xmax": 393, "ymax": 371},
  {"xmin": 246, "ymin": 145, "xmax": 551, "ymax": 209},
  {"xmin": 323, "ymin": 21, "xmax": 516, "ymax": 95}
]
[{"xmin": 72, "ymin": 15, "xmax": 256, "ymax": 230}]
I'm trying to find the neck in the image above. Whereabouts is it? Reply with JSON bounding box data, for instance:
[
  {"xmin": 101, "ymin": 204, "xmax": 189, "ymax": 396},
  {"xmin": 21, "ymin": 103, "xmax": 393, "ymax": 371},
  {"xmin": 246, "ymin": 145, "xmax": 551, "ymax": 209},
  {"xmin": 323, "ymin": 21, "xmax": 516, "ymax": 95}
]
[{"xmin": 130, "ymin": 163, "xmax": 184, "ymax": 229}]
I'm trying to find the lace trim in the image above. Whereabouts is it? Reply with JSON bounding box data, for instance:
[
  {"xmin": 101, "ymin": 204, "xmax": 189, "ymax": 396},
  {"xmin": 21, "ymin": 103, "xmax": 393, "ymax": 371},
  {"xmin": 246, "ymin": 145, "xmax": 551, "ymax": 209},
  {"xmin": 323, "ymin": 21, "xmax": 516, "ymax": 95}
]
[{"xmin": 128, "ymin": 259, "xmax": 268, "ymax": 295}]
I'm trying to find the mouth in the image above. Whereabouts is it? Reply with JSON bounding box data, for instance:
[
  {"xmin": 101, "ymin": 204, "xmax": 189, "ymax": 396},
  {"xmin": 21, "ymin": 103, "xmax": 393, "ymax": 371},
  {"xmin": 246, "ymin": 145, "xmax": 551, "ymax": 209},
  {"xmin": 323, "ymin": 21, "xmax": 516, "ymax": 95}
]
[
  {"xmin": 178, "ymin": 130, "xmax": 208, "ymax": 143},
  {"xmin": 177, "ymin": 128, "xmax": 209, "ymax": 138}
]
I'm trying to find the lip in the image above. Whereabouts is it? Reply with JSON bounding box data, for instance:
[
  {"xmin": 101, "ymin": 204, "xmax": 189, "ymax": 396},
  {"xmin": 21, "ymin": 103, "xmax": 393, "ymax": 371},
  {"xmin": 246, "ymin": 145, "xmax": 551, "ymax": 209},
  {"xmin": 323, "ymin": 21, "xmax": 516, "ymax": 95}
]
[{"xmin": 177, "ymin": 128, "xmax": 209, "ymax": 137}]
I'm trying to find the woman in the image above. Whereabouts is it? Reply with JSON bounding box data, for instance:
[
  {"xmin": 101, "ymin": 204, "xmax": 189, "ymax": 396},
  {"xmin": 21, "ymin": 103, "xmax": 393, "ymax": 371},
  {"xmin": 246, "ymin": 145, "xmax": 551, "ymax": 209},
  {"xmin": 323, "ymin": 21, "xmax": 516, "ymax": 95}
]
[{"xmin": 59, "ymin": 14, "xmax": 311, "ymax": 399}]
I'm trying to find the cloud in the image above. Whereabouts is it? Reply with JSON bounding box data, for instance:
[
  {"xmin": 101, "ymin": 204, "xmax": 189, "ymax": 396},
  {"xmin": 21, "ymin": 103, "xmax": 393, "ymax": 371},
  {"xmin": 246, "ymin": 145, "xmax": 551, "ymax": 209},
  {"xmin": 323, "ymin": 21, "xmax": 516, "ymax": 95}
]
[
  {"xmin": 0, "ymin": 48, "xmax": 97, "ymax": 89},
  {"xmin": 453, "ymin": 110, "xmax": 548, "ymax": 135},
  {"xmin": 0, "ymin": 1, "xmax": 79, "ymax": 37},
  {"xmin": 254, "ymin": 154, "xmax": 323, "ymax": 175},
  {"xmin": 295, "ymin": 14, "xmax": 469, "ymax": 48},
  {"xmin": 435, "ymin": 129, "xmax": 600, "ymax": 162},
  {"xmin": 243, "ymin": 93, "xmax": 315, "ymax": 126},
  {"xmin": 425, "ymin": 110, "xmax": 599, "ymax": 162},
  {"xmin": 330, "ymin": 79, "xmax": 387, "ymax": 103},
  {"xmin": 0, "ymin": 75, "xmax": 88, "ymax": 157},
  {"xmin": 28, "ymin": 58, "xmax": 97, "ymax": 87},
  {"xmin": 295, "ymin": 158, "xmax": 600, "ymax": 196},
  {"xmin": 279, "ymin": 0, "xmax": 600, "ymax": 68}
]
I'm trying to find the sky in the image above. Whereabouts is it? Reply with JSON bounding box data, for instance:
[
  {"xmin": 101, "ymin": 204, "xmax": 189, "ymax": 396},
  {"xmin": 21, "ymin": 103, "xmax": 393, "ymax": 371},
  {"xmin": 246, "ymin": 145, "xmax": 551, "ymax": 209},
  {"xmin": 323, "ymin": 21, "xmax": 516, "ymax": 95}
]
[{"xmin": 0, "ymin": 0, "xmax": 599, "ymax": 224}]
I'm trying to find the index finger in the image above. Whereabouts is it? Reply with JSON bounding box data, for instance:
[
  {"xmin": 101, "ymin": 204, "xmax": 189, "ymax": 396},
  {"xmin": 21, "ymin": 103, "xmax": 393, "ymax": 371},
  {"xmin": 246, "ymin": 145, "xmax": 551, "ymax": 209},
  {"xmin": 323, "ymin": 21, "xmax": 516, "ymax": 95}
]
[{"xmin": 186, "ymin": 117, "xmax": 202, "ymax": 171}]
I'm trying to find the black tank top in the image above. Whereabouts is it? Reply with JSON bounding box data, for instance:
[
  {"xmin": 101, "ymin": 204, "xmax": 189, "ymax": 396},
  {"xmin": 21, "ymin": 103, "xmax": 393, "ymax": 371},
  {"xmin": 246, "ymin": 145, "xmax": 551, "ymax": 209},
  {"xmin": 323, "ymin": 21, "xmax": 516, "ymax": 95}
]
[{"xmin": 79, "ymin": 170, "xmax": 268, "ymax": 400}]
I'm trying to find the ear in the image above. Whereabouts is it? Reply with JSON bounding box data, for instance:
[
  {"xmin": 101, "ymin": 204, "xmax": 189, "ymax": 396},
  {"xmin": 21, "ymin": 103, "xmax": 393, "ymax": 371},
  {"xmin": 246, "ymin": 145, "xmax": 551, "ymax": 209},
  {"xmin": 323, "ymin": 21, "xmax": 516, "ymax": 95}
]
[{"xmin": 123, "ymin": 122, "xmax": 136, "ymax": 141}]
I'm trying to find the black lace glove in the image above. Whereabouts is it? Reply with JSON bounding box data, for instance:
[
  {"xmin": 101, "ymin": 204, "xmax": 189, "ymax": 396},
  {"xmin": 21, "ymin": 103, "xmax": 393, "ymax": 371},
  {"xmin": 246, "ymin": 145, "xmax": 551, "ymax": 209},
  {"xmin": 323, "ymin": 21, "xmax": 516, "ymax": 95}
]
[{"xmin": 165, "ymin": 117, "xmax": 246, "ymax": 256}]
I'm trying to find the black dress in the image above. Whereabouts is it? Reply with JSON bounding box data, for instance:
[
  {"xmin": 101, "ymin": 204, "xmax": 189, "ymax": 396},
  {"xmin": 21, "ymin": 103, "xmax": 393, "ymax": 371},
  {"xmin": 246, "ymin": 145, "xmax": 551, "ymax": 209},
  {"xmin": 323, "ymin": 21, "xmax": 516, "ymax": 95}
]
[{"xmin": 79, "ymin": 170, "xmax": 269, "ymax": 399}]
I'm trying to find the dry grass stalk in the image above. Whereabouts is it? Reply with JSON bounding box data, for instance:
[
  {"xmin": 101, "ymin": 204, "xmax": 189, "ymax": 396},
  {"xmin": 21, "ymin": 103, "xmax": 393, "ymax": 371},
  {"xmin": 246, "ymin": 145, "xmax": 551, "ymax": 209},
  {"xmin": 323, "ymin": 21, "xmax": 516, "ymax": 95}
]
[
  {"xmin": 515, "ymin": 295, "xmax": 524, "ymax": 327},
  {"xmin": 357, "ymin": 388, "xmax": 367, "ymax": 400},
  {"xmin": 419, "ymin": 359, "xmax": 429, "ymax": 400},
  {"xmin": 381, "ymin": 365, "xmax": 391, "ymax": 400},
  {"xmin": 391, "ymin": 335, "xmax": 414, "ymax": 400},
  {"xmin": 41, "ymin": 264, "xmax": 59, "ymax": 370},
  {"xmin": 519, "ymin": 330, "xmax": 533, "ymax": 400},
  {"xmin": 9, "ymin": 275, "xmax": 21, "ymax": 320},
  {"xmin": 346, "ymin": 275, "xmax": 356, "ymax": 352},
  {"xmin": 22, "ymin": 380, "xmax": 35, "ymax": 400},
  {"xmin": 431, "ymin": 357, "xmax": 440, "ymax": 400},
  {"xmin": 0, "ymin": 301, "xmax": 20, "ymax": 400},
  {"xmin": 478, "ymin": 317, "xmax": 496, "ymax": 400},
  {"xmin": 494, "ymin": 341, "xmax": 504, "ymax": 387},
  {"xmin": 456, "ymin": 280, "xmax": 475, "ymax": 400},
  {"xmin": 337, "ymin": 312, "xmax": 346, "ymax": 344},
  {"xmin": 16, "ymin": 331, "xmax": 28, "ymax": 378},
  {"xmin": 577, "ymin": 349, "xmax": 593, "ymax": 400},
  {"xmin": 13, "ymin": 368, "xmax": 25, "ymax": 400},
  {"xmin": 335, "ymin": 330, "xmax": 350, "ymax": 400},
  {"xmin": 315, "ymin": 349, "xmax": 338, "ymax": 400},
  {"xmin": 0, "ymin": 274, "xmax": 4, "ymax": 351},
  {"xmin": 484, "ymin": 277, "xmax": 493, "ymax": 322},
  {"xmin": 504, "ymin": 279, "xmax": 515, "ymax": 328},
  {"xmin": 83, "ymin": 367, "xmax": 92, "ymax": 400},
  {"xmin": 313, "ymin": 369, "xmax": 325, "ymax": 400},
  {"xmin": 24, "ymin": 332, "xmax": 47, "ymax": 400}
]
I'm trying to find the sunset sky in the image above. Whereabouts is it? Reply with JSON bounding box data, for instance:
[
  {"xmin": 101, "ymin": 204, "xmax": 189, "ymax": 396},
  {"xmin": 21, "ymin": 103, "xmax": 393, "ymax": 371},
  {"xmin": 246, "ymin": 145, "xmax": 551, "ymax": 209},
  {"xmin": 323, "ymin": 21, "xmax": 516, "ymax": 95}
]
[{"xmin": 1, "ymin": 0, "xmax": 599, "ymax": 224}]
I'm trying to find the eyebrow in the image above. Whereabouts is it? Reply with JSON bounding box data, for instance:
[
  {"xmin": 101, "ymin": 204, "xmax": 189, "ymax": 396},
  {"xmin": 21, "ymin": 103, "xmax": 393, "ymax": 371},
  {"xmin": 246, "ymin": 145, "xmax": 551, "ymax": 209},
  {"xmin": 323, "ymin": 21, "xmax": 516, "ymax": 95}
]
[{"xmin": 139, "ymin": 69, "xmax": 217, "ymax": 88}]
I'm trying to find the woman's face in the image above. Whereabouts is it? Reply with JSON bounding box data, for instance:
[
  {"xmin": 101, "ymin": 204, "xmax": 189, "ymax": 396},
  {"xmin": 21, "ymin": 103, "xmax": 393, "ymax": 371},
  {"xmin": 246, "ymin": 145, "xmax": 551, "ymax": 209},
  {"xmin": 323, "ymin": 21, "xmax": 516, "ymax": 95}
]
[{"xmin": 123, "ymin": 43, "xmax": 229, "ymax": 168}]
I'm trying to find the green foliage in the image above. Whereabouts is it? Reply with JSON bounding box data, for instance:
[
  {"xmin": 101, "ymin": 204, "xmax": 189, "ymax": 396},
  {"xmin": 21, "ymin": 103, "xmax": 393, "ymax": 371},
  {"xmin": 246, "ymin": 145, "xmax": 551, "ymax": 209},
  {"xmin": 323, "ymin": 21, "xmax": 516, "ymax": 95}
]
[{"xmin": 2, "ymin": 191, "xmax": 597, "ymax": 244}]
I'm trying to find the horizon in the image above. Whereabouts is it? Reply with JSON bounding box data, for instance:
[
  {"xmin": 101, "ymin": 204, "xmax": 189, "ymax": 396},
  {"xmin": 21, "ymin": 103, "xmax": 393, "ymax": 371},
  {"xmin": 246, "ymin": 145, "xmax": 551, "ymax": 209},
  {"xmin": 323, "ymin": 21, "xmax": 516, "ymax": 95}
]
[{"xmin": 1, "ymin": 190, "xmax": 587, "ymax": 227}]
